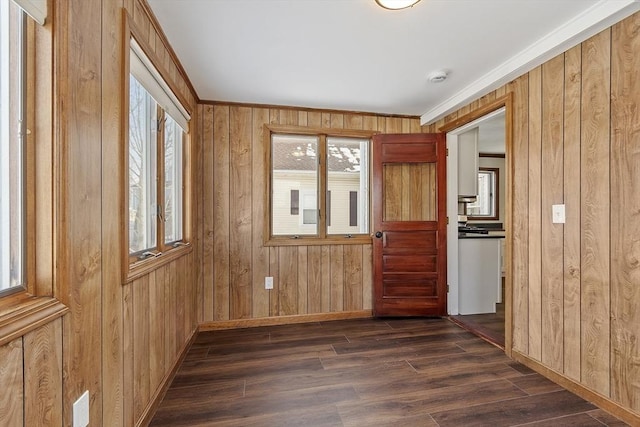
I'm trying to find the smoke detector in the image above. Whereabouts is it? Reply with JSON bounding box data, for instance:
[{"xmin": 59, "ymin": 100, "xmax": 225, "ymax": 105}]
[{"xmin": 428, "ymin": 70, "xmax": 448, "ymax": 83}]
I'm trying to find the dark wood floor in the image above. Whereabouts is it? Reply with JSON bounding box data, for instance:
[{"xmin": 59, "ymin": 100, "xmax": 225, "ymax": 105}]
[
  {"xmin": 450, "ymin": 301, "xmax": 505, "ymax": 348},
  {"xmin": 150, "ymin": 318, "xmax": 627, "ymax": 427}
]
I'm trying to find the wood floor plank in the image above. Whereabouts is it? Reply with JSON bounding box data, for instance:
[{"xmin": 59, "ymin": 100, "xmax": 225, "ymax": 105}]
[
  {"xmin": 509, "ymin": 373, "xmax": 563, "ymax": 395},
  {"xmin": 339, "ymin": 379, "xmax": 526, "ymax": 423},
  {"xmin": 150, "ymin": 318, "xmax": 626, "ymax": 427},
  {"xmin": 431, "ymin": 390, "xmax": 596, "ymax": 427}
]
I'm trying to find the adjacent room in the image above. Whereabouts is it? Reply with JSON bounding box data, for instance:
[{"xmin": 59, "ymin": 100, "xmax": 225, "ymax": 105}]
[{"xmin": 2, "ymin": 0, "xmax": 640, "ymax": 426}]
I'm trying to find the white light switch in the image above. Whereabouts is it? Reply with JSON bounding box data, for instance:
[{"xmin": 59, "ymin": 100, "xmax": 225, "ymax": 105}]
[
  {"xmin": 552, "ymin": 204, "xmax": 565, "ymax": 224},
  {"xmin": 265, "ymin": 276, "xmax": 274, "ymax": 290},
  {"xmin": 73, "ymin": 391, "xmax": 89, "ymax": 427}
]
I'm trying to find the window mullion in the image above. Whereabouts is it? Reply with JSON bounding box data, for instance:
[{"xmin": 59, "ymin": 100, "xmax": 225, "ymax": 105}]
[
  {"xmin": 156, "ymin": 108, "xmax": 166, "ymax": 252},
  {"xmin": 318, "ymin": 134, "xmax": 327, "ymax": 238}
]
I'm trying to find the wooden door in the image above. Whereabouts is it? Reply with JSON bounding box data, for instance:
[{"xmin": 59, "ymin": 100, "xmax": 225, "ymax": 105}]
[{"xmin": 372, "ymin": 133, "xmax": 447, "ymax": 316}]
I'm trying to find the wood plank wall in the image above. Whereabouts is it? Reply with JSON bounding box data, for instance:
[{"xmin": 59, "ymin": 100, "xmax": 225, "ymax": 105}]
[
  {"xmin": 199, "ymin": 105, "xmax": 421, "ymax": 323},
  {"xmin": 424, "ymin": 11, "xmax": 640, "ymax": 417},
  {"xmin": 1, "ymin": 1, "xmax": 200, "ymax": 426}
]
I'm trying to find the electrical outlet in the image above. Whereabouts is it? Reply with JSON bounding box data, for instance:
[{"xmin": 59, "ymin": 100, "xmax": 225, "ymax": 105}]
[
  {"xmin": 73, "ymin": 391, "xmax": 89, "ymax": 427},
  {"xmin": 265, "ymin": 276, "xmax": 274, "ymax": 290},
  {"xmin": 552, "ymin": 204, "xmax": 565, "ymax": 224}
]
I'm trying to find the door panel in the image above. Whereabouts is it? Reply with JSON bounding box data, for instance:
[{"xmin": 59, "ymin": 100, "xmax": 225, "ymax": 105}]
[{"xmin": 373, "ymin": 133, "xmax": 447, "ymax": 317}]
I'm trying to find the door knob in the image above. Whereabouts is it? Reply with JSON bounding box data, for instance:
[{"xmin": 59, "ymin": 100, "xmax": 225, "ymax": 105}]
[{"xmin": 375, "ymin": 231, "xmax": 383, "ymax": 238}]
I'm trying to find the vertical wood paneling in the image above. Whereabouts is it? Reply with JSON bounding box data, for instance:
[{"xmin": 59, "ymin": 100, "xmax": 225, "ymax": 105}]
[
  {"xmin": 213, "ymin": 105, "xmax": 231, "ymax": 320},
  {"xmin": 307, "ymin": 246, "xmax": 323, "ymax": 314},
  {"xmin": 269, "ymin": 247, "xmax": 280, "ymax": 316},
  {"xmin": 540, "ymin": 54, "xmax": 565, "ymax": 371},
  {"xmin": 149, "ymin": 267, "xmax": 165, "ymax": 392},
  {"xmin": 202, "ymin": 105, "xmax": 215, "ymax": 321},
  {"xmin": 330, "ymin": 246, "xmax": 345, "ymax": 312},
  {"xmin": 0, "ymin": 339, "xmax": 23, "ymax": 426},
  {"xmin": 563, "ymin": 45, "xmax": 582, "ymax": 381},
  {"xmin": 101, "ymin": 0, "xmax": 124, "ymax": 424},
  {"xmin": 252, "ymin": 108, "xmax": 270, "ymax": 319},
  {"xmin": 23, "ymin": 320, "xmax": 62, "ymax": 427},
  {"xmin": 122, "ymin": 284, "xmax": 134, "ymax": 427},
  {"xmin": 321, "ymin": 246, "xmax": 332, "ymax": 312},
  {"xmin": 344, "ymin": 245, "xmax": 363, "ymax": 311},
  {"xmin": 362, "ymin": 245, "xmax": 373, "ymax": 310},
  {"xmin": 581, "ymin": 29, "xmax": 611, "ymax": 395},
  {"xmin": 509, "ymin": 74, "xmax": 529, "ymax": 353},
  {"xmin": 229, "ymin": 106, "xmax": 253, "ymax": 319},
  {"xmin": 298, "ymin": 247, "xmax": 308, "ymax": 314},
  {"xmin": 58, "ymin": 0, "xmax": 103, "ymax": 423},
  {"xmin": 133, "ymin": 275, "xmax": 150, "ymax": 420},
  {"xmin": 528, "ymin": 66, "xmax": 543, "ymax": 360},
  {"xmin": 611, "ymin": 13, "xmax": 640, "ymax": 411},
  {"xmin": 278, "ymin": 246, "xmax": 299, "ymax": 315}
]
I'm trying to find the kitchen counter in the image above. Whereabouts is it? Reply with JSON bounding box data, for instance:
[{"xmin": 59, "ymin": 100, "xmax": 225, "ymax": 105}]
[{"xmin": 458, "ymin": 232, "xmax": 505, "ymax": 239}]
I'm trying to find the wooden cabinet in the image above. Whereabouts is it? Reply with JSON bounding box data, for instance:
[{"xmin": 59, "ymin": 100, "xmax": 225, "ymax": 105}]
[{"xmin": 458, "ymin": 127, "xmax": 479, "ymax": 198}]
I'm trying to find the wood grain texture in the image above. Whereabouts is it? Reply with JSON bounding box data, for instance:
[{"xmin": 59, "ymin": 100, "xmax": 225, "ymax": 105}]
[
  {"xmin": 507, "ymin": 75, "xmax": 530, "ymax": 355},
  {"xmin": 23, "ymin": 319, "xmax": 62, "ymax": 427},
  {"xmin": 610, "ymin": 12, "xmax": 640, "ymax": 411},
  {"xmin": 150, "ymin": 319, "xmax": 629, "ymax": 427},
  {"xmin": 528, "ymin": 65, "xmax": 543, "ymax": 361},
  {"xmin": 0, "ymin": 338, "xmax": 23, "ymax": 426},
  {"xmin": 213, "ymin": 105, "xmax": 231, "ymax": 321},
  {"xmin": 563, "ymin": 44, "xmax": 582, "ymax": 381},
  {"xmin": 331, "ymin": 246, "xmax": 345, "ymax": 312},
  {"xmin": 133, "ymin": 275, "xmax": 151, "ymax": 420},
  {"xmin": 229, "ymin": 106, "xmax": 253, "ymax": 319},
  {"xmin": 202, "ymin": 104, "xmax": 215, "ymax": 321},
  {"xmin": 297, "ymin": 247, "xmax": 309, "ymax": 314},
  {"xmin": 540, "ymin": 54, "xmax": 564, "ymax": 371},
  {"xmin": 202, "ymin": 106, "xmax": 419, "ymax": 324},
  {"xmin": 58, "ymin": 0, "xmax": 104, "ymax": 424},
  {"xmin": 252, "ymin": 108, "xmax": 271, "ymax": 319},
  {"xmin": 580, "ymin": 29, "xmax": 611, "ymax": 395},
  {"xmin": 101, "ymin": 0, "xmax": 125, "ymax": 424}
]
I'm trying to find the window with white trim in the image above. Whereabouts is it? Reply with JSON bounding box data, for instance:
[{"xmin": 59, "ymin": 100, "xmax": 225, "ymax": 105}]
[{"xmin": 128, "ymin": 38, "xmax": 189, "ymax": 261}]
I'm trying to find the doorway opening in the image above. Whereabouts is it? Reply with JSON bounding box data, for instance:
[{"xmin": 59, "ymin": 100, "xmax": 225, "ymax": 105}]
[{"xmin": 440, "ymin": 96, "xmax": 512, "ymax": 353}]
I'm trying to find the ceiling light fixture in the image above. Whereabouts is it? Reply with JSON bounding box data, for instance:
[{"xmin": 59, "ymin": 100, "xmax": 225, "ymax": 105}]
[{"xmin": 375, "ymin": 0, "xmax": 421, "ymax": 10}]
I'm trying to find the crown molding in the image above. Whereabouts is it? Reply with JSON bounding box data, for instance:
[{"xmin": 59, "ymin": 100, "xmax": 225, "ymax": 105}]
[{"xmin": 420, "ymin": 0, "xmax": 640, "ymax": 125}]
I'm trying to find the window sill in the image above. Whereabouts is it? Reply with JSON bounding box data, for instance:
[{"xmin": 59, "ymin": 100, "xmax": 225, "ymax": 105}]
[
  {"xmin": 0, "ymin": 293, "xmax": 68, "ymax": 347},
  {"xmin": 125, "ymin": 243, "xmax": 192, "ymax": 283},
  {"xmin": 265, "ymin": 236, "xmax": 372, "ymax": 247}
]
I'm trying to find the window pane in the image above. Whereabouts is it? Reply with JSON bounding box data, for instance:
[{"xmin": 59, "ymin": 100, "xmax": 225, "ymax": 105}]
[
  {"xmin": 272, "ymin": 134, "xmax": 318, "ymax": 236},
  {"xmin": 129, "ymin": 75, "xmax": 158, "ymax": 253},
  {"xmin": 164, "ymin": 114, "xmax": 183, "ymax": 244},
  {"xmin": 327, "ymin": 137, "xmax": 368, "ymax": 235},
  {"xmin": 467, "ymin": 170, "xmax": 494, "ymax": 217},
  {"xmin": 0, "ymin": 3, "xmax": 25, "ymax": 293}
]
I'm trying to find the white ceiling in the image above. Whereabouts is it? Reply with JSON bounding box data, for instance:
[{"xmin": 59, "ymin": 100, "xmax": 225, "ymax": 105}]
[{"xmin": 148, "ymin": 0, "xmax": 640, "ymax": 124}]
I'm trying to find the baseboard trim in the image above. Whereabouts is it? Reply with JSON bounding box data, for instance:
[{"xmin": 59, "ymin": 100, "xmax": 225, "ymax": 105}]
[
  {"xmin": 138, "ymin": 326, "xmax": 199, "ymax": 427},
  {"xmin": 199, "ymin": 310, "xmax": 373, "ymax": 331},
  {"xmin": 511, "ymin": 350, "xmax": 640, "ymax": 426}
]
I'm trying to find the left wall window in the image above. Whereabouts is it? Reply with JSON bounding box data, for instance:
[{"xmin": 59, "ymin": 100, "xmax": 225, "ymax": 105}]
[
  {"xmin": 0, "ymin": 1, "xmax": 26, "ymax": 295},
  {"xmin": 127, "ymin": 38, "xmax": 190, "ymax": 264}
]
